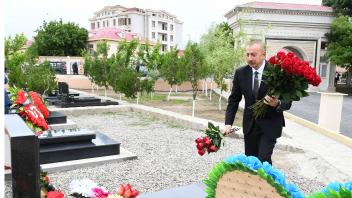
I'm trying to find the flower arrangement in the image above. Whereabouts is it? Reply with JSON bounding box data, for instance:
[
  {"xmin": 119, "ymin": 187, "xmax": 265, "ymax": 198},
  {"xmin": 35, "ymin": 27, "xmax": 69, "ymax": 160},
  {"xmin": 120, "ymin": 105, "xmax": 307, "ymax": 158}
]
[
  {"xmin": 308, "ymin": 181, "xmax": 352, "ymax": 198},
  {"xmin": 69, "ymin": 179, "xmax": 139, "ymax": 198},
  {"xmin": 29, "ymin": 91, "xmax": 50, "ymax": 118},
  {"xmin": 8, "ymin": 86, "xmax": 49, "ymax": 134},
  {"xmin": 204, "ymin": 154, "xmax": 351, "ymax": 198},
  {"xmin": 194, "ymin": 122, "xmax": 239, "ymax": 156},
  {"xmin": 204, "ymin": 154, "xmax": 305, "ymax": 198},
  {"xmin": 251, "ymin": 51, "xmax": 322, "ymax": 119},
  {"xmin": 40, "ymin": 171, "xmax": 64, "ymax": 198}
]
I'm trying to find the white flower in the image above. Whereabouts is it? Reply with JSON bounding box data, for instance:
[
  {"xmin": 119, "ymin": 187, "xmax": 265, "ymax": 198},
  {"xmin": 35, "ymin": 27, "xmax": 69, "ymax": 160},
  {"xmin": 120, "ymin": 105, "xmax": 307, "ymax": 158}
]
[{"xmin": 69, "ymin": 178, "xmax": 98, "ymax": 197}]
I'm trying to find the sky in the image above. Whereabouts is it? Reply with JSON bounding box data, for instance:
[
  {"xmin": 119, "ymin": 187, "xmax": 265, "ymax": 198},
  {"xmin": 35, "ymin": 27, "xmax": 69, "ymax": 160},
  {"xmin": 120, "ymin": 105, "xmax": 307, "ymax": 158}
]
[{"xmin": 5, "ymin": 0, "xmax": 322, "ymax": 48}]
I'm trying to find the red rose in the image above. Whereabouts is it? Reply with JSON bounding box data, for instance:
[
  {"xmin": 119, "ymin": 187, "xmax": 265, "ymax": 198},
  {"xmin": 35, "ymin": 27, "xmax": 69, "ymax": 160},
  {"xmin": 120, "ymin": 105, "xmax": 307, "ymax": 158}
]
[
  {"xmin": 196, "ymin": 143, "xmax": 203, "ymax": 150},
  {"xmin": 209, "ymin": 145, "xmax": 217, "ymax": 152},
  {"xmin": 276, "ymin": 52, "xmax": 286, "ymax": 60},
  {"xmin": 16, "ymin": 90, "xmax": 27, "ymax": 104},
  {"xmin": 287, "ymin": 52, "xmax": 295, "ymax": 58},
  {"xmin": 131, "ymin": 188, "xmax": 139, "ymax": 198},
  {"xmin": 268, "ymin": 56, "xmax": 277, "ymax": 65},
  {"xmin": 198, "ymin": 149, "xmax": 205, "ymax": 156},
  {"xmin": 47, "ymin": 191, "xmax": 64, "ymax": 198},
  {"xmin": 195, "ymin": 138, "xmax": 202, "ymax": 144},
  {"xmin": 202, "ymin": 136, "xmax": 209, "ymax": 143},
  {"xmin": 44, "ymin": 175, "xmax": 50, "ymax": 183},
  {"xmin": 123, "ymin": 189, "xmax": 133, "ymax": 198}
]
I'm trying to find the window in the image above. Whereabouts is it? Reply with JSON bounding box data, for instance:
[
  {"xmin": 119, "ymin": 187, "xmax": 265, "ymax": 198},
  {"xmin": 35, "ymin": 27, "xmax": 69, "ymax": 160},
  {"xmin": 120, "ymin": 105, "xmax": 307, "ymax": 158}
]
[
  {"xmin": 88, "ymin": 44, "xmax": 94, "ymax": 55},
  {"xmin": 152, "ymin": 13, "xmax": 156, "ymax": 16},
  {"xmin": 103, "ymin": 21, "xmax": 105, "ymax": 27},
  {"xmin": 113, "ymin": 19, "xmax": 116, "ymax": 26},
  {"xmin": 161, "ymin": 23, "xmax": 168, "ymax": 31},
  {"xmin": 162, "ymin": 44, "xmax": 167, "ymax": 52},
  {"xmin": 91, "ymin": 23, "xmax": 95, "ymax": 29},
  {"xmin": 118, "ymin": 18, "xmax": 130, "ymax": 26},
  {"xmin": 321, "ymin": 42, "xmax": 328, "ymax": 50},
  {"xmin": 152, "ymin": 32, "xmax": 155, "ymax": 39},
  {"xmin": 152, "ymin": 21, "xmax": 155, "ymax": 28},
  {"xmin": 170, "ymin": 35, "xmax": 173, "ymax": 42},
  {"xmin": 170, "ymin": 24, "xmax": 174, "ymax": 31},
  {"xmin": 97, "ymin": 22, "xmax": 100, "ymax": 28},
  {"xmin": 106, "ymin": 20, "xmax": 109, "ymax": 27}
]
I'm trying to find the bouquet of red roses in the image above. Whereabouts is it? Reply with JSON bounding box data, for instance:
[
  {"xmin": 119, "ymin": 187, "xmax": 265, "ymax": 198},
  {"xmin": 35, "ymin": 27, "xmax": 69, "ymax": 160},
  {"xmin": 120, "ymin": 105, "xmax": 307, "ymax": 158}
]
[
  {"xmin": 195, "ymin": 122, "xmax": 238, "ymax": 156},
  {"xmin": 251, "ymin": 51, "xmax": 321, "ymax": 118}
]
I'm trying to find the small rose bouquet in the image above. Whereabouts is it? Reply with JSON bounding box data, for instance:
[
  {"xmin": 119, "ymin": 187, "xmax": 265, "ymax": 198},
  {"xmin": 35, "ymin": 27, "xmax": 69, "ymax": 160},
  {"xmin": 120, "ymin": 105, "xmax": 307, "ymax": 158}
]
[
  {"xmin": 195, "ymin": 122, "xmax": 238, "ymax": 156},
  {"xmin": 251, "ymin": 51, "xmax": 322, "ymax": 119}
]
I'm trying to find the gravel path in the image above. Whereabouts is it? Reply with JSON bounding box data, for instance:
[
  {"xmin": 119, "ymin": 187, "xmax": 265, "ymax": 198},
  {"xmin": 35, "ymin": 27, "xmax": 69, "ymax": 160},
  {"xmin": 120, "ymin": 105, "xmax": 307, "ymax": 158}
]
[{"xmin": 5, "ymin": 111, "xmax": 340, "ymax": 197}]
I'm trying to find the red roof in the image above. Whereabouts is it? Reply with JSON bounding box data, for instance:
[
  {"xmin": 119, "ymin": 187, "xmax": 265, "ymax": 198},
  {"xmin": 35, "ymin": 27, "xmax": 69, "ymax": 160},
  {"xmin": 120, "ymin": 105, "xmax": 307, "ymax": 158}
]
[
  {"xmin": 239, "ymin": 1, "xmax": 332, "ymax": 12},
  {"xmin": 88, "ymin": 27, "xmax": 147, "ymax": 43}
]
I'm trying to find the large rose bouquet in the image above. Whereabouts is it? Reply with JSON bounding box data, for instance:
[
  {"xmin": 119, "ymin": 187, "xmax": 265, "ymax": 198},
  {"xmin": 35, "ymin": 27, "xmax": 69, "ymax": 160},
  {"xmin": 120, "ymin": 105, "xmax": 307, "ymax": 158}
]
[
  {"xmin": 8, "ymin": 87, "xmax": 49, "ymax": 135},
  {"xmin": 251, "ymin": 51, "xmax": 322, "ymax": 119}
]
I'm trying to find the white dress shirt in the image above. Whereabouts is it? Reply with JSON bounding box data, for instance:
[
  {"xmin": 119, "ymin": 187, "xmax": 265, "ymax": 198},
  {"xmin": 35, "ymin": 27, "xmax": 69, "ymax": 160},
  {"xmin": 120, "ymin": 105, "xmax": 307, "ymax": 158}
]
[{"xmin": 252, "ymin": 60, "xmax": 265, "ymax": 89}]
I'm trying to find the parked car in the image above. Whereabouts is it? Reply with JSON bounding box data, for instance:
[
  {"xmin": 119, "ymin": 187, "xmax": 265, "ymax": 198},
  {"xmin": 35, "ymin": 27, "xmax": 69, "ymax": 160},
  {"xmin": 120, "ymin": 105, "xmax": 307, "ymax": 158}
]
[{"xmin": 50, "ymin": 61, "xmax": 67, "ymax": 74}]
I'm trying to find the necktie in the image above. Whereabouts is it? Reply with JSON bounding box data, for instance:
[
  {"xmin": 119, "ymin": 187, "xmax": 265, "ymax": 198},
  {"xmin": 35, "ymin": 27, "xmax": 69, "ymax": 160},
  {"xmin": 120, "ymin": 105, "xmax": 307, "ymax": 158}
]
[{"xmin": 253, "ymin": 71, "xmax": 259, "ymax": 98}]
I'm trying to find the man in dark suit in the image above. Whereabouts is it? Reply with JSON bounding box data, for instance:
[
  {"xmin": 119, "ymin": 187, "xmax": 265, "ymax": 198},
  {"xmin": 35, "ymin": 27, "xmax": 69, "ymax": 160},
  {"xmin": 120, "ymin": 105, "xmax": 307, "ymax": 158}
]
[{"xmin": 224, "ymin": 41, "xmax": 292, "ymax": 164}]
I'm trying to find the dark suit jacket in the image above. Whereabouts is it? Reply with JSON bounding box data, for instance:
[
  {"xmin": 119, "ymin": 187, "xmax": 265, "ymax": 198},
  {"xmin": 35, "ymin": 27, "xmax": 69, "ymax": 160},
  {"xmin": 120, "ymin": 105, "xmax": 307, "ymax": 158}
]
[{"xmin": 225, "ymin": 62, "xmax": 292, "ymax": 139}]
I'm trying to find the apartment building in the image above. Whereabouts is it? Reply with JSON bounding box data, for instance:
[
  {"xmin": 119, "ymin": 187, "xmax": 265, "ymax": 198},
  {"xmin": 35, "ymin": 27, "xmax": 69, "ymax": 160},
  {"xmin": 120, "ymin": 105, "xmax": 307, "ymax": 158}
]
[{"xmin": 89, "ymin": 5, "xmax": 183, "ymax": 51}]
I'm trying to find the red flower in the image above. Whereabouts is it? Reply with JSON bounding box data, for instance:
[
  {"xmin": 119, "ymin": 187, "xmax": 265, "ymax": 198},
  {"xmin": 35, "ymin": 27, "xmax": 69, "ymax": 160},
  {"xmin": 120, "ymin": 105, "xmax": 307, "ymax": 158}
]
[
  {"xmin": 277, "ymin": 51, "xmax": 286, "ymax": 61},
  {"xmin": 268, "ymin": 56, "xmax": 277, "ymax": 65},
  {"xmin": 196, "ymin": 143, "xmax": 203, "ymax": 150},
  {"xmin": 198, "ymin": 149, "xmax": 205, "ymax": 156},
  {"xmin": 209, "ymin": 145, "xmax": 217, "ymax": 152},
  {"xmin": 29, "ymin": 91, "xmax": 49, "ymax": 118},
  {"xmin": 195, "ymin": 138, "xmax": 202, "ymax": 144},
  {"xmin": 47, "ymin": 191, "xmax": 64, "ymax": 198},
  {"xmin": 44, "ymin": 175, "xmax": 50, "ymax": 183},
  {"xmin": 287, "ymin": 52, "xmax": 295, "ymax": 58},
  {"xmin": 16, "ymin": 90, "xmax": 27, "ymax": 105}
]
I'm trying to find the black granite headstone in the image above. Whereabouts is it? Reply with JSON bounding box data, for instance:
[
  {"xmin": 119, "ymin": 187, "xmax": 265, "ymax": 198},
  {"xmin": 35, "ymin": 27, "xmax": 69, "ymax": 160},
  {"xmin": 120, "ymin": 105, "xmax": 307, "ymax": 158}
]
[
  {"xmin": 5, "ymin": 114, "xmax": 40, "ymax": 198},
  {"xmin": 58, "ymin": 82, "xmax": 69, "ymax": 95},
  {"xmin": 46, "ymin": 111, "xmax": 67, "ymax": 125},
  {"xmin": 39, "ymin": 129, "xmax": 120, "ymax": 164}
]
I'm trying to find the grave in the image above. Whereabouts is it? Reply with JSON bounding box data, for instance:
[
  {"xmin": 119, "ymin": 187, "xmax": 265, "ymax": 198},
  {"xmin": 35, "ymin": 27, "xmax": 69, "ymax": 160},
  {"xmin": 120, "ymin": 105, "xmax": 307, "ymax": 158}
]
[
  {"xmin": 39, "ymin": 128, "xmax": 120, "ymax": 164},
  {"xmin": 45, "ymin": 82, "xmax": 119, "ymax": 107}
]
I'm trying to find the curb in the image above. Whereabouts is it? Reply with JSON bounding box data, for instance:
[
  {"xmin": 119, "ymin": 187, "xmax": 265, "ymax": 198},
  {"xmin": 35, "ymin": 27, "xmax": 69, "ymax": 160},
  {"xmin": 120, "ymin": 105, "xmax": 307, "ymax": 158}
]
[{"xmin": 284, "ymin": 112, "xmax": 352, "ymax": 148}]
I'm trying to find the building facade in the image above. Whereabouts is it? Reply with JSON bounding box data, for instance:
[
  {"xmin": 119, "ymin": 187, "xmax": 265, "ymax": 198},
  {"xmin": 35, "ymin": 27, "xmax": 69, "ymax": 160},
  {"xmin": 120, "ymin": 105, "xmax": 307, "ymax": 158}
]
[
  {"xmin": 225, "ymin": 1, "xmax": 336, "ymax": 91},
  {"xmin": 89, "ymin": 5, "xmax": 183, "ymax": 51}
]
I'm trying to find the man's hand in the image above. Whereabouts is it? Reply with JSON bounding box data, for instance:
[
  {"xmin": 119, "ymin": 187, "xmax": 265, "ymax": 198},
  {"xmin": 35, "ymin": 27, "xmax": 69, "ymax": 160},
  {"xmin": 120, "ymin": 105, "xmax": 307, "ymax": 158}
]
[
  {"xmin": 263, "ymin": 95, "xmax": 279, "ymax": 107},
  {"xmin": 223, "ymin": 125, "xmax": 232, "ymax": 136}
]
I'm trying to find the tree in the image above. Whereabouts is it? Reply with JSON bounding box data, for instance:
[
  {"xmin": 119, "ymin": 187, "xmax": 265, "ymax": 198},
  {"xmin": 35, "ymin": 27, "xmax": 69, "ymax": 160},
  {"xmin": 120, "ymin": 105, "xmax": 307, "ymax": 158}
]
[
  {"xmin": 326, "ymin": 16, "xmax": 352, "ymax": 86},
  {"xmin": 181, "ymin": 41, "xmax": 210, "ymax": 116},
  {"xmin": 159, "ymin": 47, "xmax": 186, "ymax": 100},
  {"xmin": 34, "ymin": 19, "xmax": 88, "ymax": 56},
  {"xmin": 323, "ymin": 0, "xmax": 352, "ymax": 16},
  {"xmin": 200, "ymin": 22, "xmax": 246, "ymax": 110},
  {"xmin": 5, "ymin": 34, "xmax": 57, "ymax": 94}
]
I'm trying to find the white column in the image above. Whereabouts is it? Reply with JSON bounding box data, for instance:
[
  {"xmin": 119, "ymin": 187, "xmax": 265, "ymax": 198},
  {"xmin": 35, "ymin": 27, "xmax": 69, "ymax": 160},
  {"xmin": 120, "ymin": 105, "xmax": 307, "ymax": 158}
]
[{"xmin": 318, "ymin": 92, "xmax": 347, "ymax": 132}]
